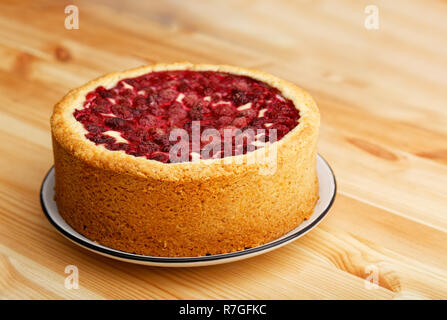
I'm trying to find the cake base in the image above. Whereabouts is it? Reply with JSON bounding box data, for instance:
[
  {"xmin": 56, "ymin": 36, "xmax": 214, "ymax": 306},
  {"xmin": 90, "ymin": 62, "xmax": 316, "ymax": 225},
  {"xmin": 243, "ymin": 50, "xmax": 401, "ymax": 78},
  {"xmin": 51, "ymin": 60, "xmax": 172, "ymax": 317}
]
[
  {"xmin": 50, "ymin": 63, "xmax": 320, "ymax": 257},
  {"xmin": 53, "ymin": 137, "xmax": 318, "ymax": 257}
]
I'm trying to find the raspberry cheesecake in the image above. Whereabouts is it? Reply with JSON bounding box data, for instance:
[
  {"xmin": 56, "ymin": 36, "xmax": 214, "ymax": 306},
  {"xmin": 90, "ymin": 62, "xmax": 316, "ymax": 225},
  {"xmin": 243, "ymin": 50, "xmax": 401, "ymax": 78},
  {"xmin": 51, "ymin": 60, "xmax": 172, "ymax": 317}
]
[{"xmin": 51, "ymin": 63, "xmax": 320, "ymax": 257}]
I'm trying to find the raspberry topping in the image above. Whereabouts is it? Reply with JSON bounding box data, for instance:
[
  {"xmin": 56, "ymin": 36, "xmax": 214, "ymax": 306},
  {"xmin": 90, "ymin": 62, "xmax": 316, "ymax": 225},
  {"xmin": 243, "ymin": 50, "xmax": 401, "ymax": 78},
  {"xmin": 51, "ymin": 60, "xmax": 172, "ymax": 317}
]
[{"xmin": 73, "ymin": 70, "xmax": 300, "ymax": 163}]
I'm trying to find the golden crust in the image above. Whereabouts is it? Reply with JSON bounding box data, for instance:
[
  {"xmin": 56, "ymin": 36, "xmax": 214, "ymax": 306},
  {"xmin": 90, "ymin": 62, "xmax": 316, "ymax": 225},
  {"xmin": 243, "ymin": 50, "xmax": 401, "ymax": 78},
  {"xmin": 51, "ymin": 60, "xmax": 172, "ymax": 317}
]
[
  {"xmin": 50, "ymin": 63, "xmax": 320, "ymax": 257},
  {"xmin": 51, "ymin": 62, "xmax": 320, "ymax": 181}
]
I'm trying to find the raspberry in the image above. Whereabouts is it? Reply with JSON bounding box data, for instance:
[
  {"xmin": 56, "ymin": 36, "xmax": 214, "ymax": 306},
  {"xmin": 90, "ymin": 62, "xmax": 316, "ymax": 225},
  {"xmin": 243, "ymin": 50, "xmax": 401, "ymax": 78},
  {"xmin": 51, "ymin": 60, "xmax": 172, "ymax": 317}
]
[
  {"xmin": 120, "ymin": 89, "xmax": 134, "ymax": 99},
  {"xmin": 158, "ymin": 89, "xmax": 177, "ymax": 104},
  {"xmin": 87, "ymin": 133, "xmax": 114, "ymax": 145},
  {"xmin": 234, "ymin": 79, "xmax": 249, "ymax": 91},
  {"xmin": 189, "ymin": 106, "xmax": 202, "ymax": 120},
  {"xmin": 210, "ymin": 93, "xmax": 222, "ymax": 102},
  {"xmin": 77, "ymin": 112, "xmax": 100, "ymax": 123},
  {"xmin": 231, "ymin": 89, "xmax": 249, "ymax": 105},
  {"xmin": 168, "ymin": 102, "xmax": 187, "ymax": 120},
  {"xmin": 217, "ymin": 116, "xmax": 233, "ymax": 126},
  {"xmin": 150, "ymin": 152, "xmax": 170, "ymax": 163},
  {"xmin": 232, "ymin": 117, "xmax": 248, "ymax": 128},
  {"xmin": 126, "ymin": 129, "xmax": 145, "ymax": 143},
  {"xmin": 139, "ymin": 114, "xmax": 158, "ymax": 128},
  {"xmin": 251, "ymin": 118, "xmax": 267, "ymax": 128},
  {"xmin": 240, "ymin": 108, "xmax": 257, "ymax": 120},
  {"xmin": 115, "ymin": 98, "xmax": 131, "ymax": 107},
  {"xmin": 107, "ymin": 143, "xmax": 129, "ymax": 151},
  {"xmin": 183, "ymin": 93, "xmax": 199, "ymax": 108},
  {"xmin": 213, "ymin": 104, "xmax": 236, "ymax": 117},
  {"xmin": 177, "ymin": 81, "xmax": 191, "ymax": 92},
  {"xmin": 94, "ymin": 97, "xmax": 111, "ymax": 107},
  {"xmin": 191, "ymin": 101, "xmax": 210, "ymax": 120},
  {"xmin": 276, "ymin": 116, "xmax": 296, "ymax": 127},
  {"xmin": 111, "ymin": 105, "xmax": 133, "ymax": 120},
  {"xmin": 133, "ymin": 97, "xmax": 149, "ymax": 110},
  {"xmin": 86, "ymin": 123, "xmax": 105, "ymax": 134},
  {"xmin": 202, "ymin": 86, "xmax": 214, "ymax": 96},
  {"xmin": 91, "ymin": 105, "xmax": 110, "ymax": 114},
  {"xmin": 138, "ymin": 141, "xmax": 159, "ymax": 154},
  {"xmin": 154, "ymin": 134, "xmax": 171, "ymax": 152},
  {"xmin": 150, "ymin": 103, "xmax": 166, "ymax": 116},
  {"xmin": 104, "ymin": 117, "xmax": 125, "ymax": 129},
  {"xmin": 218, "ymin": 125, "xmax": 238, "ymax": 138},
  {"xmin": 75, "ymin": 70, "xmax": 300, "ymax": 163},
  {"xmin": 138, "ymin": 79, "xmax": 152, "ymax": 89},
  {"xmin": 149, "ymin": 127, "xmax": 166, "ymax": 139},
  {"xmin": 272, "ymin": 124, "xmax": 289, "ymax": 138}
]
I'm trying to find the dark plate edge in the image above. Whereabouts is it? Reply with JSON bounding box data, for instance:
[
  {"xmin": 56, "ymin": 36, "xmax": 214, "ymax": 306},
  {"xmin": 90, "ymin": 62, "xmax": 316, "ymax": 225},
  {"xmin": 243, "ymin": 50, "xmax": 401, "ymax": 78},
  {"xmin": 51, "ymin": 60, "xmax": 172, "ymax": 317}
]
[{"xmin": 40, "ymin": 155, "xmax": 337, "ymax": 264}]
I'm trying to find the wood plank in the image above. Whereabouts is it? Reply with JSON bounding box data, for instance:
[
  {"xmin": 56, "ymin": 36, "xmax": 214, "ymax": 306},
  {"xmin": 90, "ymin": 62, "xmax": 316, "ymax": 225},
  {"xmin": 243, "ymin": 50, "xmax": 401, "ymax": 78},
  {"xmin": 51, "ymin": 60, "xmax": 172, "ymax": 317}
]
[{"xmin": 0, "ymin": 0, "xmax": 446, "ymax": 299}]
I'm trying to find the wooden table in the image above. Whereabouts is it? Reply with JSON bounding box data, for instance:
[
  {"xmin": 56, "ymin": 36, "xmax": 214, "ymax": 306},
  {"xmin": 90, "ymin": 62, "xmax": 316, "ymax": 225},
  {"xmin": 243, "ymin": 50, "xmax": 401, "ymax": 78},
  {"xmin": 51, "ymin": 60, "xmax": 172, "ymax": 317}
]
[{"xmin": 1, "ymin": 0, "xmax": 446, "ymax": 300}]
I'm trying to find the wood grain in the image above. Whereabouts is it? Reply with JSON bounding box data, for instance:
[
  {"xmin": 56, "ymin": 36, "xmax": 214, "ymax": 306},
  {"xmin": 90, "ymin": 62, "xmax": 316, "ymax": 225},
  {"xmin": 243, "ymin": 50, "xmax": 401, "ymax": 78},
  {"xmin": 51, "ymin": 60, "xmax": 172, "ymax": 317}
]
[{"xmin": 0, "ymin": 0, "xmax": 446, "ymax": 299}]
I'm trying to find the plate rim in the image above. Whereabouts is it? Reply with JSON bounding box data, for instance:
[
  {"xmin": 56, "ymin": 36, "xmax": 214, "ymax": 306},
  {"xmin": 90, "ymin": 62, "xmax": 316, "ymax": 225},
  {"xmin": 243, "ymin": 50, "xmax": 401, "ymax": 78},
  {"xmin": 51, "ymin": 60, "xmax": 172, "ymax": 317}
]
[{"xmin": 40, "ymin": 155, "xmax": 336, "ymax": 264}]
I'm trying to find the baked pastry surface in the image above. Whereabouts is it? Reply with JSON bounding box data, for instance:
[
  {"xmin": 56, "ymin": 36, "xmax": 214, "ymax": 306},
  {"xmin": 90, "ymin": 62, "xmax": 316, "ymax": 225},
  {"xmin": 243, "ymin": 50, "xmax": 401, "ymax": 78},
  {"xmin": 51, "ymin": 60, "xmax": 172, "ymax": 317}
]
[{"xmin": 51, "ymin": 62, "xmax": 320, "ymax": 257}]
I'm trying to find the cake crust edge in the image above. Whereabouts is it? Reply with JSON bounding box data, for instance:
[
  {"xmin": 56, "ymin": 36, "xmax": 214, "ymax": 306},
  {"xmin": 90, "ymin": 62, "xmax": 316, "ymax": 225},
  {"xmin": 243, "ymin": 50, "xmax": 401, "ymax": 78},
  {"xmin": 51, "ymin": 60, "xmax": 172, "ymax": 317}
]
[
  {"xmin": 51, "ymin": 62, "xmax": 320, "ymax": 182},
  {"xmin": 50, "ymin": 63, "xmax": 320, "ymax": 257}
]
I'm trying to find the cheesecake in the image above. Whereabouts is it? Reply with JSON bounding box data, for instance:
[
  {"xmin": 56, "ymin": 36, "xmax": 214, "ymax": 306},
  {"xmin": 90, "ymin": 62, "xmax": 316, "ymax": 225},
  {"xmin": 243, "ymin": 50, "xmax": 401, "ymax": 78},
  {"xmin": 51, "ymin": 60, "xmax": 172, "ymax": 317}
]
[{"xmin": 50, "ymin": 62, "xmax": 320, "ymax": 257}]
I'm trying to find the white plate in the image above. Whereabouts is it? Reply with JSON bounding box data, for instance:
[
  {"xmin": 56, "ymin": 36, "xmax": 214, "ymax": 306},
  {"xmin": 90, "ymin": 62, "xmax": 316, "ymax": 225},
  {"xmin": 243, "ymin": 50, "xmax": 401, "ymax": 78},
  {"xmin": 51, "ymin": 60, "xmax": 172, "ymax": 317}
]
[{"xmin": 40, "ymin": 154, "xmax": 336, "ymax": 267}]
